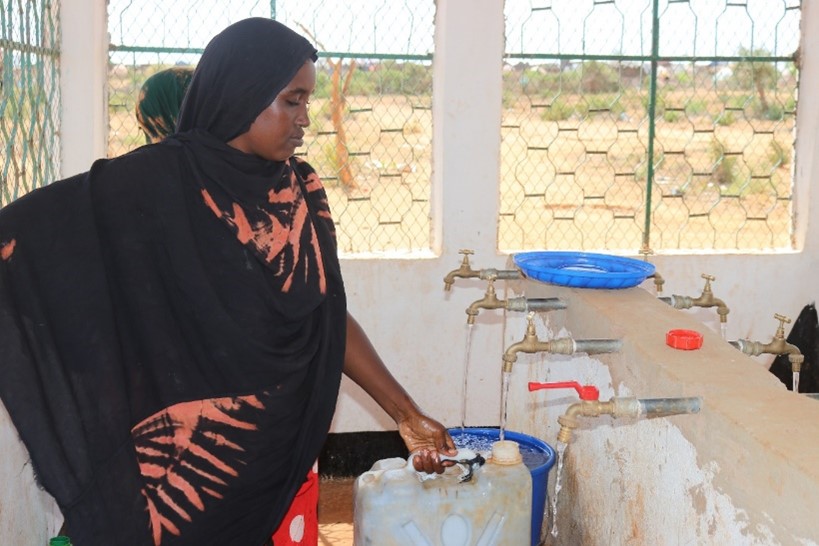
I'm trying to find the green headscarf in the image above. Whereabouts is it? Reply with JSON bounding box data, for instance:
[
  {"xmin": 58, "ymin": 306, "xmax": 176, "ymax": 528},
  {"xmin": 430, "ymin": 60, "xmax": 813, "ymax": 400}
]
[{"xmin": 135, "ymin": 67, "xmax": 194, "ymax": 143}]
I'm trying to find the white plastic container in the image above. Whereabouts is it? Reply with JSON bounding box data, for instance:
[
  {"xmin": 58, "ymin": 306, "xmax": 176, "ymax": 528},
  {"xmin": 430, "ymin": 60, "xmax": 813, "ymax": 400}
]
[{"xmin": 353, "ymin": 440, "xmax": 532, "ymax": 546}]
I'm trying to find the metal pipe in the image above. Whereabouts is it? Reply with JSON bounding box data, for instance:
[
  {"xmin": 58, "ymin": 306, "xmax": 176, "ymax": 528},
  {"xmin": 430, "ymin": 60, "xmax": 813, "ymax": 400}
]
[
  {"xmin": 505, "ymin": 296, "xmax": 567, "ymax": 313},
  {"xmin": 638, "ymin": 397, "xmax": 702, "ymax": 418},
  {"xmin": 479, "ymin": 268, "xmax": 522, "ymax": 281},
  {"xmin": 574, "ymin": 339, "xmax": 623, "ymax": 355}
]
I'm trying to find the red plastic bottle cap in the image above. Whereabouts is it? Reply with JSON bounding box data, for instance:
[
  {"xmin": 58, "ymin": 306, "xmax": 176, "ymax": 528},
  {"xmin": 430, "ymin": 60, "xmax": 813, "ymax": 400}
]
[{"xmin": 666, "ymin": 329, "xmax": 703, "ymax": 350}]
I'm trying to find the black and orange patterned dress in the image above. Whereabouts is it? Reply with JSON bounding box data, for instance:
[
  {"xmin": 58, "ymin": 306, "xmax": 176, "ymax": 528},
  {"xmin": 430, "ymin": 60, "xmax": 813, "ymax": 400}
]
[{"xmin": 0, "ymin": 18, "xmax": 344, "ymax": 546}]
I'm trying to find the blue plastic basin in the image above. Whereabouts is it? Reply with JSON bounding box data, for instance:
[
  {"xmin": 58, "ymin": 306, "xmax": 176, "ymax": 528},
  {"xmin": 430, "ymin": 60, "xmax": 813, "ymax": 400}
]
[{"xmin": 449, "ymin": 427, "xmax": 555, "ymax": 546}]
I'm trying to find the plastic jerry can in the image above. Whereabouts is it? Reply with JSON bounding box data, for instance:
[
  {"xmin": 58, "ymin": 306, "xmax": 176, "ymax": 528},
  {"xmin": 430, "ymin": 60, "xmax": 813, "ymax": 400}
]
[{"xmin": 353, "ymin": 440, "xmax": 532, "ymax": 546}]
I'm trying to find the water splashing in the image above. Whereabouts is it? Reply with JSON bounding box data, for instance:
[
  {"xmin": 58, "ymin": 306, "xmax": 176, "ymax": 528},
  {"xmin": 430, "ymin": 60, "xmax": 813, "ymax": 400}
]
[
  {"xmin": 549, "ymin": 440, "xmax": 568, "ymax": 540},
  {"xmin": 499, "ymin": 371, "xmax": 511, "ymax": 441},
  {"xmin": 460, "ymin": 324, "xmax": 475, "ymax": 431},
  {"xmin": 793, "ymin": 370, "xmax": 801, "ymax": 394}
]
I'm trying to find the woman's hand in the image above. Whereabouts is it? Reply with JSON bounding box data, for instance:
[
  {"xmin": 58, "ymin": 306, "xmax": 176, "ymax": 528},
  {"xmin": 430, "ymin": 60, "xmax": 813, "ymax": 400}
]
[
  {"xmin": 341, "ymin": 312, "xmax": 457, "ymax": 474},
  {"xmin": 398, "ymin": 411, "xmax": 457, "ymax": 474}
]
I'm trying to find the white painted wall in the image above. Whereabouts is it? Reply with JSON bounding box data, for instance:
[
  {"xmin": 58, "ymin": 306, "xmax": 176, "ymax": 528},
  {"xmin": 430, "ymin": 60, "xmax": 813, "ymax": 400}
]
[
  {"xmin": 59, "ymin": 0, "xmax": 108, "ymax": 177},
  {"xmin": 2, "ymin": 0, "xmax": 819, "ymax": 543}
]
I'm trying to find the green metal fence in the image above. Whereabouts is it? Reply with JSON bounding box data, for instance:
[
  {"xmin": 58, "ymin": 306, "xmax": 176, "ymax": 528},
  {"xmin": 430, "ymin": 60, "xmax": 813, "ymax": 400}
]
[
  {"xmin": 107, "ymin": 0, "xmax": 436, "ymax": 255},
  {"xmin": 500, "ymin": 0, "xmax": 800, "ymax": 253},
  {"xmin": 105, "ymin": 1, "xmax": 802, "ymax": 254},
  {"xmin": 0, "ymin": 0, "xmax": 60, "ymax": 208}
]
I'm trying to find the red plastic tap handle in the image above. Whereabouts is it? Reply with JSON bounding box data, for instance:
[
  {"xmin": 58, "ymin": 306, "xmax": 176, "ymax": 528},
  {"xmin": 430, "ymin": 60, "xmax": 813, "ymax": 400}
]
[{"xmin": 528, "ymin": 381, "xmax": 600, "ymax": 401}]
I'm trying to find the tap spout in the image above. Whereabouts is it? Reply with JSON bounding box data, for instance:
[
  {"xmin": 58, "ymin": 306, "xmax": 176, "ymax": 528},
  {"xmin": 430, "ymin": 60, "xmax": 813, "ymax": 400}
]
[
  {"xmin": 466, "ymin": 279, "xmax": 504, "ymax": 325},
  {"xmin": 730, "ymin": 314, "xmax": 804, "ymax": 372},
  {"xmin": 444, "ymin": 249, "xmax": 479, "ymax": 291},
  {"xmin": 638, "ymin": 248, "xmax": 663, "ymax": 294},
  {"xmin": 557, "ymin": 396, "xmax": 703, "ymax": 444},
  {"xmin": 668, "ymin": 273, "xmax": 730, "ymax": 323},
  {"xmin": 652, "ymin": 271, "xmax": 666, "ymax": 295},
  {"xmin": 501, "ymin": 313, "xmax": 621, "ymax": 372}
]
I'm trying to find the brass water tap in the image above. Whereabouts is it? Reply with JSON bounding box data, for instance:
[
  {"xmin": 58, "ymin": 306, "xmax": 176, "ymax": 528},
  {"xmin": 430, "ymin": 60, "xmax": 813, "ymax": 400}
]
[
  {"xmin": 555, "ymin": 396, "xmax": 702, "ymax": 444},
  {"xmin": 652, "ymin": 271, "xmax": 665, "ymax": 295},
  {"xmin": 730, "ymin": 313, "xmax": 805, "ymax": 373},
  {"xmin": 501, "ymin": 313, "xmax": 621, "ymax": 373},
  {"xmin": 444, "ymin": 249, "xmax": 523, "ymax": 291},
  {"xmin": 667, "ymin": 273, "xmax": 730, "ymax": 323},
  {"xmin": 466, "ymin": 277, "xmax": 504, "ymax": 324},
  {"xmin": 556, "ymin": 398, "xmax": 624, "ymax": 444},
  {"xmin": 639, "ymin": 247, "xmax": 664, "ymax": 295},
  {"xmin": 528, "ymin": 381, "xmax": 702, "ymax": 445},
  {"xmin": 443, "ymin": 249, "xmax": 479, "ymax": 291},
  {"xmin": 465, "ymin": 279, "xmax": 566, "ymax": 325}
]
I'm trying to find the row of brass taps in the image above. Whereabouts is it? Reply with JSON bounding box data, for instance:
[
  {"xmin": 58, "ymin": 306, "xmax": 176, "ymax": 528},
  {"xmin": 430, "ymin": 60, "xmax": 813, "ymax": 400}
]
[{"xmin": 652, "ymin": 268, "xmax": 799, "ymax": 369}]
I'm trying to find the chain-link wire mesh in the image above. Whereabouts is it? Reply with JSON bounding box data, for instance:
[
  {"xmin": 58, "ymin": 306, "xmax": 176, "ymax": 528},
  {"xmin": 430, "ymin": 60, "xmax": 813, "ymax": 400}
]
[
  {"xmin": 500, "ymin": 0, "xmax": 800, "ymax": 253},
  {"xmin": 107, "ymin": 0, "xmax": 435, "ymax": 255},
  {"xmin": 1, "ymin": 0, "xmax": 60, "ymax": 208}
]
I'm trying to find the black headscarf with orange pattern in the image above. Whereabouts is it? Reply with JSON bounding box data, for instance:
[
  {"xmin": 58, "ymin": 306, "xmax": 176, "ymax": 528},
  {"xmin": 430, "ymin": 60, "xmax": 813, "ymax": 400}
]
[{"xmin": 0, "ymin": 18, "xmax": 345, "ymax": 546}]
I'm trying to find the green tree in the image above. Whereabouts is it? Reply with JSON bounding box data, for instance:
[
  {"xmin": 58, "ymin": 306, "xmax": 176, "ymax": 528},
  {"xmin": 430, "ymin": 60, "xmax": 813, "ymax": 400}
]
[{"xmin": 732, "ymin": 47, "xmax": 778, "ymax": 115}]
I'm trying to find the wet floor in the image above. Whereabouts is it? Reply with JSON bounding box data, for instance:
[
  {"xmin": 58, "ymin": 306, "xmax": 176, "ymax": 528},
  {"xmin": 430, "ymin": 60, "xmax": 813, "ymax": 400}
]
[{"xmin": 318, "ymin": 477, "xmax": 355, "ymax": 545}]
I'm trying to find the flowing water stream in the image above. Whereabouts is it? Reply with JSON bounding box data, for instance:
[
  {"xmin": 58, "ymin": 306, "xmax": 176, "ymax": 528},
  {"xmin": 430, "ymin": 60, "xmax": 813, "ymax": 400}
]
[
  {"xmin": 459, "ymin": 320, "xmax": 511, "ymax": 441},
  {"xmin": 499, "ymin": 370, "xmax": 511, "ymax": 441},
  {"xmin": 794, "ymin": 370, "xmax": 801, "ymax": 394},
  {"xmin": 549, "ymin": 440, "xmax": 568, "ymax": 540},
  {"xmin": 460, "ymin": 324, "xmax": 475, "ymax": 431}
]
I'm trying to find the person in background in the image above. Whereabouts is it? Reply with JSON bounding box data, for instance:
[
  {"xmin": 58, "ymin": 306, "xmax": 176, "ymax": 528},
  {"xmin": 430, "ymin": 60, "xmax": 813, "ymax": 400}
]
[
  {"xmin": 0, "ymin": 17, "xmax": 455, "ymax": 546},
  {"xmin": 135, "ymin": 66, "xmax": 194, "ymax": 144}
]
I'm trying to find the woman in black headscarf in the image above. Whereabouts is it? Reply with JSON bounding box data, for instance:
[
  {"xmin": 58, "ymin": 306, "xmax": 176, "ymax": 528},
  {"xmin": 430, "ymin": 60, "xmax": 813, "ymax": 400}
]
[{"xmin": 0, "ymin": 17, "xmax": 454, "ymax": 545}]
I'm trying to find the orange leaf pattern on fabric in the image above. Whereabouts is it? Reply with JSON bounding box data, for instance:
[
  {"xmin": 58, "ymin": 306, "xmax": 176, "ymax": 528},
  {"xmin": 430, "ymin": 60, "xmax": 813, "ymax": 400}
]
[
  {"xmin": 198, "ymin": 159, "xmax": 330, "ymax": 295},
  {"xmin": 132, "ymin": 395, "xmax": 264, "ymax": 545},
  {"xmin": 1, "ymin": 239, "xmax": 15, "ymax": 261}
]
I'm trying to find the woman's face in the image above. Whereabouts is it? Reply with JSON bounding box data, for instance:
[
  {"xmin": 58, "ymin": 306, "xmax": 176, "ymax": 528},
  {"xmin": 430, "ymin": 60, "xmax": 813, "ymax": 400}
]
[{"xmin": 228, "ymin": 60, "xmax": 315, "ymax": 161}]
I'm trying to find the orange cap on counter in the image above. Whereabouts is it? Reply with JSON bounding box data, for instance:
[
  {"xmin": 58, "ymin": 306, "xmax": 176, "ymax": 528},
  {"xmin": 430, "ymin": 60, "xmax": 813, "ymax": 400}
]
[{"xmin": 666, "ymin": 329, "xmax": 703, "ymax": 350}]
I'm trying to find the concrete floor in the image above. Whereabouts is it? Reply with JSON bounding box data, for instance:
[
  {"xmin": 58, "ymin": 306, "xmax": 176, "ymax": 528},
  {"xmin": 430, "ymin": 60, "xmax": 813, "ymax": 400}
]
[{"xmin": 318, "ymin": 477, "xmax": 355, "ymax": 545}]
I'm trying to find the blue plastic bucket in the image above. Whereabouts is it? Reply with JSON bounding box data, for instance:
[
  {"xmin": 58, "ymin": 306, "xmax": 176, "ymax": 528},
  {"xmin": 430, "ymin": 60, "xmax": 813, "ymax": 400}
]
[{"xmin": 449, "ymin": 427, "xmax": 555, "ymax": 546}]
